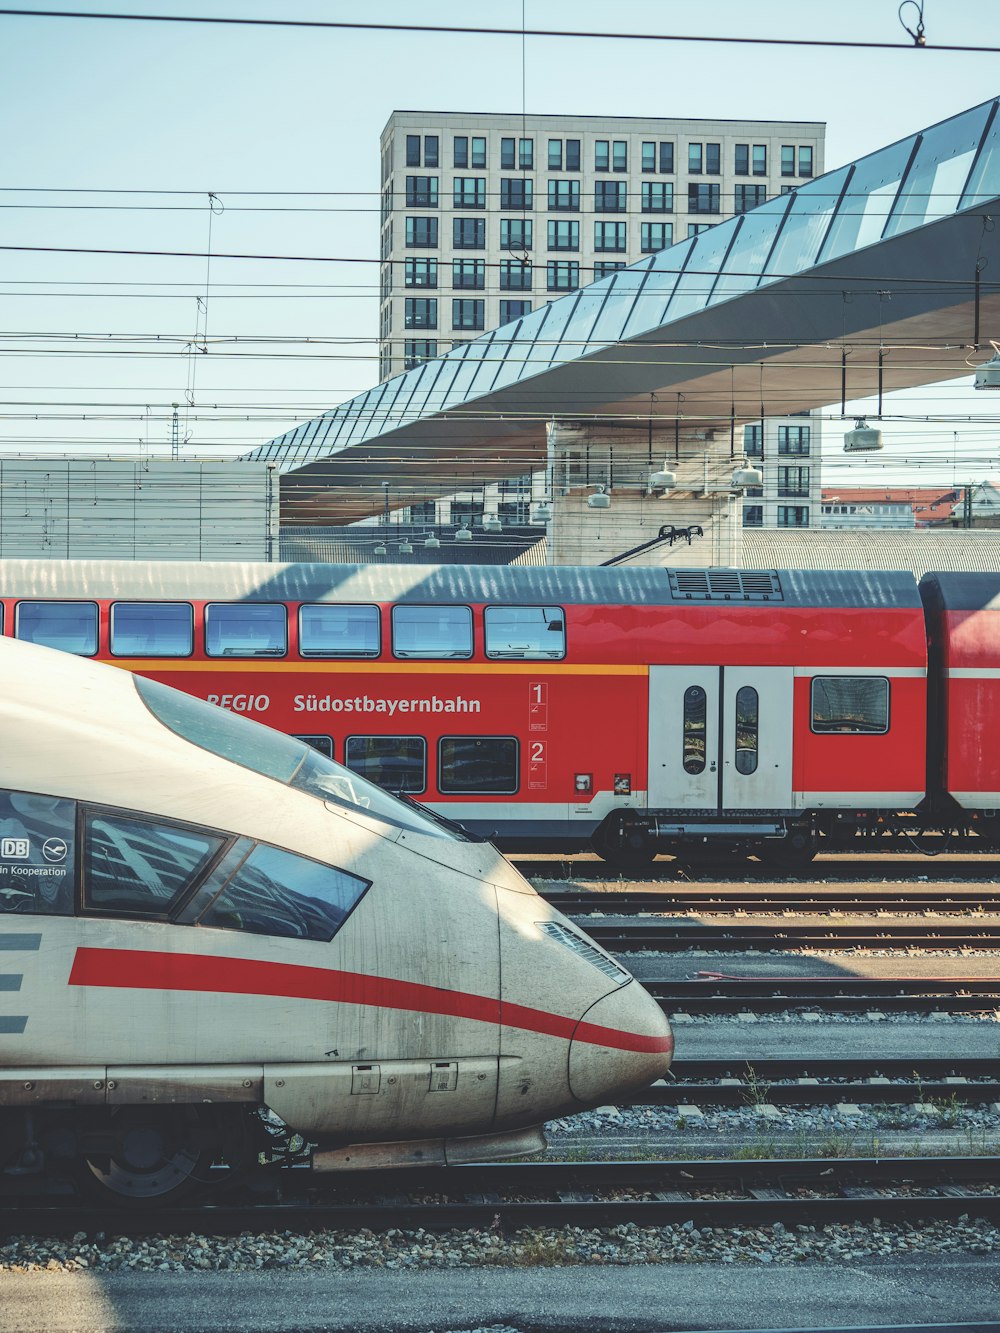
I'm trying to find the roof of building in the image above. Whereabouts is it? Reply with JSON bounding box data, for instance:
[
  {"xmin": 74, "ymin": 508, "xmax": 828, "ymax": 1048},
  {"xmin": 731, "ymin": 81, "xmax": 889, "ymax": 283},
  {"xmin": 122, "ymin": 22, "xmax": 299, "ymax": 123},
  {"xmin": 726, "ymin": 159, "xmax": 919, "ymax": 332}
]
[{"xmin": 740, "ymin": 529, "xmax": 1000, "ymax": 575}]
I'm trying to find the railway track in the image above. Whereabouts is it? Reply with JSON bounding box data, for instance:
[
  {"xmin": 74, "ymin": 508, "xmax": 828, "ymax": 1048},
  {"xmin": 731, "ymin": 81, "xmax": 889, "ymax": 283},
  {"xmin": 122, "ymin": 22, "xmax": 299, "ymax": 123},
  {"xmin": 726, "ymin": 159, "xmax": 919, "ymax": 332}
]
[
  {"xmin": 581, "ymin": 921, "xmax": 1000, "ymax": 950},
  {"xmin": 517, "ymin": 856, "xmax": 1000, "ymax": 886},
  {"xmin": 639, "ymin": 1057, "xmax": 1000, "ymax": 1107},
  {"xmin": 4, "ymin": 1156, "xmax": 997, "ymax": 1236},
  {"xmin": 543, "ymin": 888, "xmax": 1000, "ymax": 914},
  {"xmin": 641, "ymin": 975, "xmax": 1000, "ymax": 1015}
]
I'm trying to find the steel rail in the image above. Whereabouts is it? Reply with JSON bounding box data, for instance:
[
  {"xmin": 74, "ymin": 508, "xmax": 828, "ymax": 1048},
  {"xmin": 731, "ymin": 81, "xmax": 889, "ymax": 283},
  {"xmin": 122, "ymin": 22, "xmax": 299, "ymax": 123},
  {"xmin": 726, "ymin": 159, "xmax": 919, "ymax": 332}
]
[
  {"xmin": 3, "ymin": 1156, "xmax": 998, "ymax": 1237},
  {"xmin": 584, "ymin": 922, "xmax": 1000, "ymax": 950},
  {"xmin": 543, "ymin": 889, "xmax": 1000, "ymax": 914},
  {"xmin": 642, "ymin": 976, "xmax": 1000, "ymax": 1014},
  {"xmin": 516, "ymin": 857, "xmax": 1000, "ymax": 885}
]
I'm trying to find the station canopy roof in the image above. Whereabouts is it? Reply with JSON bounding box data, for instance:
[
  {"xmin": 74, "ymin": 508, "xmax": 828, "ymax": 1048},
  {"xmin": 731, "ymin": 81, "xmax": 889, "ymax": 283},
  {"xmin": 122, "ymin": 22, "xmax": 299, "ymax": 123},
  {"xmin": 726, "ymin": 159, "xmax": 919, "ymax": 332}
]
[{"xmin": 246, "ymin": 97, "xmax": 1000, "ymax": 524}]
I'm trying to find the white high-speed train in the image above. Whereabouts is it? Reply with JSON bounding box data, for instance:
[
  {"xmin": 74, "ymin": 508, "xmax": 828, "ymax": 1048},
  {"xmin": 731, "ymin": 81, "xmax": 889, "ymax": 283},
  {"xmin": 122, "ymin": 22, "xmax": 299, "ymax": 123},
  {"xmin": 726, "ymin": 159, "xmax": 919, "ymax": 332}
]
[{"xmin": 0, "ymin": 636, "xmax": 672, "ymax": 1204}]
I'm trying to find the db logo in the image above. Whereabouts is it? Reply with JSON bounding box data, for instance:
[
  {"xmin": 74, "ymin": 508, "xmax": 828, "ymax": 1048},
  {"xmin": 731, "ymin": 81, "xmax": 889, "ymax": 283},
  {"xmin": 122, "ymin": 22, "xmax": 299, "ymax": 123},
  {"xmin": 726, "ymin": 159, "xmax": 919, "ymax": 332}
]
[
  {"xmin": 42, "ymin": 838, "xmax": 68, "ymax": 863},
  {"xmin": 1, "ymin": 838, "xmax": 29, "ymax": 859}
]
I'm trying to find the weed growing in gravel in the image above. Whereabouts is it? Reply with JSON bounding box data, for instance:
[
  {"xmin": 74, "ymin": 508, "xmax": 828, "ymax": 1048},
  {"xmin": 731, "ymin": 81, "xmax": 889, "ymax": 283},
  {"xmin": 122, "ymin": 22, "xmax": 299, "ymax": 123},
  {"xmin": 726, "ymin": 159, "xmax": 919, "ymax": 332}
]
[{"xmin": 742, "ymin": 1066, "xmax": 772, "ymax": 1109}]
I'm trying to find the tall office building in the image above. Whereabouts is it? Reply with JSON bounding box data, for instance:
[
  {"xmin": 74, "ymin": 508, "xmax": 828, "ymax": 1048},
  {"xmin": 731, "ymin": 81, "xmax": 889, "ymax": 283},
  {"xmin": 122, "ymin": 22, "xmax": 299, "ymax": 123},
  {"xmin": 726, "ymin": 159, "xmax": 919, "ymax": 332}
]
[{"xmin": 378, "ymin": 111, "xmax": 827, "ymax": 529}]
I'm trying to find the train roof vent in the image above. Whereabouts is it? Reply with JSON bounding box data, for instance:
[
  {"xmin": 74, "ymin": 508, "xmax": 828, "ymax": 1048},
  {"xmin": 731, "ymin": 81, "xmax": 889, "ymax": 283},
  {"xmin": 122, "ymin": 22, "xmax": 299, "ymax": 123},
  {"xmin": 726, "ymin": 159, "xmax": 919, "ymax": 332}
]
[{"xmin": 668, "ymin": 569, "xmax": 783, "ymax": 602}]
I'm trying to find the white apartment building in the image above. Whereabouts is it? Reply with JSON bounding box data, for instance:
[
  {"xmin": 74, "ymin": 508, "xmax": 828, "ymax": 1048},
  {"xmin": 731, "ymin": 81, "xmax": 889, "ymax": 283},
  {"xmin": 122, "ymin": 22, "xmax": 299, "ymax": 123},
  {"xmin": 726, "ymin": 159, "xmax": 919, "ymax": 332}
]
[{"xmin": 378, "ymin": 111, "xmax": 827, "ymax": 532}]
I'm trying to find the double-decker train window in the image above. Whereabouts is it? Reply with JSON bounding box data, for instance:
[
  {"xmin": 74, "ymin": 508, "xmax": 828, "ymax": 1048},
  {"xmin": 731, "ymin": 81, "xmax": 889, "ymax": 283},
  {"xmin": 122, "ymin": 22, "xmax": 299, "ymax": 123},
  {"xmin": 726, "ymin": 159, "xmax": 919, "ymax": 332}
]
[
  {"xmin": 734, "ymin": 687, "xmax": 759, "ymax": 775},
  {"xmin": 294, "ymin": 734, "xmax": 334, "ymax": 760},
  {"xmin": 82, "ymin": 810, "xmax": 224, "ymax": 918},
  {"xmin": 196, "ymin": 842, "xmax": 370, "ymax": 943},
  {"xmin": 344, "ymin": 736, "xmax": 427, "ymax": 793},
  {"xmin": 484, "ymin": 606, "xmax": 566, "ymax": 659},
  {"xmin": 299, "ymin": 603, "xmax": 380, "ymax": 658},
  {"xmin": 205, "ymin": 603, "xmax": 287, "ymax": 657},
  {"xmin": 0, "ymin": 788, "xmax": 76, "ymax": 915},
  {"xmin": 15, "ymin": 601, "xmax": 98, "ymax": 656},
  {"xmin": 439, "ymin": 737, "xmax": 519, "ymax": 793},
  {"xmin": 392, "ymin": 605, "xmax": 473, "ymax": 659},
  {"xmin": 682, "ymin": 686, "xmax": 707, "ymax": 774},
  {"xmin": 110, "ymin": 602, "xmax": 194, "ymax": 657},
  {"xmin": 811, "ymin": 676, "xmax": 890, "ymax": 733}
]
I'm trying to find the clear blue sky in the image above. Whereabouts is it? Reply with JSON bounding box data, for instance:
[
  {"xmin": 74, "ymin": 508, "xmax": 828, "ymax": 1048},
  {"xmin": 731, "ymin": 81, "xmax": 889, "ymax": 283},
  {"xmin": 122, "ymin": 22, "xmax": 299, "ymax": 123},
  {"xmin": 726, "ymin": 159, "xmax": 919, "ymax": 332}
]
[{"xmin": 1, "ymin": 0, "xmax": 998, "ymax": 489}]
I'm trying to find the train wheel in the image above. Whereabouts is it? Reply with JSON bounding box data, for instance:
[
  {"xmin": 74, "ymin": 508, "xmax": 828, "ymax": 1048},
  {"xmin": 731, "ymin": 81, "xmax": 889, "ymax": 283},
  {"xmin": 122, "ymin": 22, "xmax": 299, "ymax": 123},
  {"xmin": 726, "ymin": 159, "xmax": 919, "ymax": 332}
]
[
  {"xmin": 592, "ymin": 822, "xmax": 658, "ymax": 871},
  {"xmin": 81, "ymin": 1108, "xmax": 216, "ymax": 1207},
  {"xmin": 756, "ymin": 832, "xmax": 818, "ymax": 870}
]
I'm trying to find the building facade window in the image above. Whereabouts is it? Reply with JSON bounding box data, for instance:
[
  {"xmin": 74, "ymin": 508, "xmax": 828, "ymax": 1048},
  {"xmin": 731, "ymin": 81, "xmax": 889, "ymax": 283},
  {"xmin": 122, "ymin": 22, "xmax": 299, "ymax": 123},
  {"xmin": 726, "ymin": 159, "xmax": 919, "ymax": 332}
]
[
  {"xmin": 735, "ymin": 183, "xmax": 767, "ymax": 212},
  {"xmin": 743, "ymin": 423, "xmax": 763, "ymax": 455},
  {"xmin": 499, "ymin": 259, "xmax": 532, "ymax": 289},
  {"xmin": 452, "ymin": 299, "xmax": 485, "ymax": 331},
  {"xmin": 612, "ymin": 140, "xmax": 627, "ymax": 171},
  {"xmin": 642, "ymin": 141, "xmax": 656, "ymax": 172},
  {"xmin": 547, "ymin": 260, "xmax": 579, "ymax": 291},
  {"xmin": 778, "ymin": 424, "xmax": 811, "ymax": 454},
  {"xmin": 659, "ymin": 142, "xmax": 674, "ymax": 173},
  {"xmin": 781, "ymin": 145, "xmax": 796, "ymax": 176},
  {"xmin": 500, "ymin": 137, "xmax": 516, "ymax": 169},
  {"xmin": 593, "ymin": 260, "xmax": 626, "ymax": 279},
  {"xmin": 453, "ymin": 135, "xmax": 468, "ymax": 168},
  {"xmin": 735, "ymin": 143, "xmax": 749, "ymax": 175},
  {"xmin": 548, "ymin": 178, "xmax": 580, "ymax": 210},
  {"xmin": 470, "ymin": 136, "xmax": 486, "ymax": 168},
  {"xmin": 743, "ymin": 504, "xmax": 763, "ymax": 527},
  {"xmin": 548, "ymin": 138, "xmax": 562, "ymax": 170},
  {"xmin": 453, "ymin": 177, "xmax": 486, "ymax": 209},
  {"xmin": 404, "ymin": 339, "xmax": 437, "ymax": 370},
  {"xmin": 688, "ymin": 142, "xmax": 703, "ymax": 174},
  {"xmin": 778, "ymin": 466, "xmax": 810, "ymax": 497},
  {"xmin": 404, "ymin": 257, "xmax": 438, "ymax": 287},
  {"xmin": 594, "ymin": 221, "xmax": 627, "ymax": 252},
  {"xmin": 752, "ymin": 144, "xmax": 767, "ymax": 176},
  {"xmin": 519, "ymin": 138, "xmax": 533, "ymax": 169},
  {"xmin": 595, "ymin": 139, "xmax": 610, "ymax": 171},
  {"xmin": 500, "ymin": 178, "xmax": 533, "ymax": 209},
  {"xmin": 595, "ymin": 180, "xmax": 627, "ymax": 212},
  {"xmin": 777, "ymin": 505, "xmax": 809, "ymax": 527},
  {"xmin": 565, "ymin": 138, "xmax": 581, "ymax": 170},
  {"xmin": 424, "ymin": 135, "xmax": 439, "ymax": 168},
  {"xmin": 799, "ymin": 145, "xmax": 814, "ymax": 176},
  {"xmin": 405, "ymin": 216, "xmax": 438, "ymax": 248},
  {"xmin": 499, "ymin": 299, "xmax": 531, "ymax": 323},
  {"xmin": 688, "ymin": 223, "xmax": 711, "ymax": 237},
  {"xmin": 405, "ymin": 134, "xmax": 420, "ymax": 167},
  {"xmin": 405, "ymin": 175, "xmax": 438, "ymax": 207},
  {"xmin": 548, "ymin": 219, "xmax": 579, "ymax": 250},
  {"xmin": 404, "ymin": 297, "xmax": 437, "ymax": 329},
  {"xmin": 642, "ymin": 181, "xmax": 673, "ymax": 212},
  {"xmin": 500, "ymin": 218, "xmax": 532, "ymax": 250},
  {"xmin": 688, "ymin": 183, "xmax": 721, "ymax": 213},
  {"xmin": 452, "ymin": 258, "xmax": 485, "ymax": 289},
  {"xmin": 640, "ymin": 222, "xmax": 672, "ymax": 252},
  {"xmin": 453, "ymin": 217, "xmax": 486, "ymax": 248}
]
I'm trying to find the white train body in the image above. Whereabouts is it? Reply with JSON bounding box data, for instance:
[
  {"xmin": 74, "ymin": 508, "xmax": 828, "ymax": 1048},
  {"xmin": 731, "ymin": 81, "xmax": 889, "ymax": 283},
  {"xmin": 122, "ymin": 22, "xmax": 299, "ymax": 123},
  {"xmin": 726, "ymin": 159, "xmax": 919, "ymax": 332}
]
[{"xmin": 0, "ymin": 638, "xmax": 671, "ymax": 1198}]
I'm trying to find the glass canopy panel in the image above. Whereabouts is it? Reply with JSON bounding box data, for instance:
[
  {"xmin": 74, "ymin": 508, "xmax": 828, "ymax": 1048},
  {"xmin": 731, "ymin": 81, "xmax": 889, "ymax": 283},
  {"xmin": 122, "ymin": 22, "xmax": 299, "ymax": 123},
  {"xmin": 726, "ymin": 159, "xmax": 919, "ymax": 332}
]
[
  {"xmin": 710, "ymin": 194, "xmax": 793, "ymax": 305},
  {"xmin": 419, "ymin": 347, "xmax": 467, "ymax": 417},
  {"xmin": 402, "ymin": 359, "xmax": 448, "ymax": 422},
  {"xmin": 548, "ymin": 275, "xmax": 619, "ymax": 366},
  {"xmin": 356, "ymin": 383, "xmax": 392, "ymax": 445},
  {"xmin": 371, "ymin": 377, "xmax": 408, "ymax": 436},
  {"xmin": 818, "ymin": 138, "xmax": 916, "ymax": 263},
  {"xmin": 588, "ymin": 263, "xmax": 651, "ymax": 346},
  {"xmin": 395, "ymin": 362, "xmax": 432, "ymax": 426},
  {"xmin": 960, "ymin": 100, "xmax": 1000, "ymax": 209},
  {"xmin": 307, "ymin": 415, "xmax": 337, "ymax": 460},
  {"xmin": 618, "ymin": 240, "xmax": 694, "ymax": 342},
  {"xmin": 667, "ymin": 217, "xmax": 742, "ymax": 321},
  {"xmin": 519, "ymin": 292, "xmax": 582, "ymax": 374},
  {"xmin": 761, "ymin": 165, "xmax": 851, "ymax": 282},
  {"xmin": 336, "ymin": 390, "xmax": 374, "ymax": 451},
  {"xmin": 466, "ymin": 329, "xmax": 510, "ymax": 398},
  {"xmin": 488, "ymin": 304, "xmax": 553, "ymax": 394},
  {"xmin": 437, "ymin": 335, "xmax": 495, "ymax": 412},
  {"xmin": 884, "ymin": 103, "xmax": 993, "ymax": 238}
]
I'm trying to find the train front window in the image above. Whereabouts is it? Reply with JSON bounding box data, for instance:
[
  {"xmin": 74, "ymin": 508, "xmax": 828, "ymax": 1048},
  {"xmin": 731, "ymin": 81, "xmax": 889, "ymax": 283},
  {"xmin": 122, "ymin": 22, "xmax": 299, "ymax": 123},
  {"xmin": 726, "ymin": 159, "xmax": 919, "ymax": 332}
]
[
  {"xmin": 196, "ymin": 843, "xmax": 370, "ymax": 943},
  {"xmin": 484, "ymin": 606, "xmax": 565, "ymax": 659},
  {"xmin": 110, "ymin": 602, "xmax": 194, "ymax": 657},
  {"xmin": 134, "ymin": 676, "xmax": 462, "ymax": 840},
  {"xmin": 15, "ymin": 601, "xmax": 98, "ymax": 656},
  {"xmin": 205, "ymin": 603, "xmax": 287, "ymax": 657},
  {"xmin": 83, "ymin": 811, "xmax": 223, "ymax": 917},
  {"xmin": 299, "ymin": 604, "xmax": 380, "ymax": 658}
]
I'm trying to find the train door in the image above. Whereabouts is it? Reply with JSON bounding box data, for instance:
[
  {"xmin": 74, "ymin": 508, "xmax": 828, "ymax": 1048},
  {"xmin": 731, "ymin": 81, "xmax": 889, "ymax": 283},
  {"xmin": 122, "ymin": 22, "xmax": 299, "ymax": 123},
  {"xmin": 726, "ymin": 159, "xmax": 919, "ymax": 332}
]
[{"xmin": 647, "ymin": 666, "xmax": 794, "ymax": 811}]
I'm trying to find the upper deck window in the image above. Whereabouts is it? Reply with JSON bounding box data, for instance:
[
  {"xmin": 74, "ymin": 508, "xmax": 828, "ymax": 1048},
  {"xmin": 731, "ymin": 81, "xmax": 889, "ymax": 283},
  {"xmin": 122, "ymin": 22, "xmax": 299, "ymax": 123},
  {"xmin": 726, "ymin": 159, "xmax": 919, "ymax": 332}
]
[
  {"xmin": 110, "ymin": 602, "xmax": 194, "ymax": 657},
  {"xmin": 15, "ymin": 601, "xmax": 98, "ymax": 656},
  {"xmin": 205, "ymin": 603, "xmax": 287, "ymax": 658},
  {"xmin": 299, "ymin": 603, "xmax": 380, "ymax": 658},
  {"xmin": 484, "ymin": 606, "xmax": 565, "ymax": 659},
  {"xmin": 811, "ymin": 677, "xmax": 890, "ymax": 734},
  {"xmin": 392, "ymin": 605, "xmax": 473, "ymax": 659}
]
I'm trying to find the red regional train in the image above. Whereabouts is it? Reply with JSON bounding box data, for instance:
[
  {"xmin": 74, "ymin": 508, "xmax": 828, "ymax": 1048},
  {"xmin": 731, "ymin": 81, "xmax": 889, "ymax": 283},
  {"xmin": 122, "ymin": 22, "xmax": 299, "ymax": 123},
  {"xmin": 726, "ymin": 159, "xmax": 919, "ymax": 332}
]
[{"xmin": 0, "ymin": 560, "xmax": 996, "ymax": 867}]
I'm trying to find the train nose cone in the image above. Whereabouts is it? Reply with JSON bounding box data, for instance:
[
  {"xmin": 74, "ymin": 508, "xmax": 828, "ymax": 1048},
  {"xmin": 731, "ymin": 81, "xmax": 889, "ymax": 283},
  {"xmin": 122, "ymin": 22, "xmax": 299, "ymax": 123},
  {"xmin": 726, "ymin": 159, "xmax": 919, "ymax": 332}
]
[{"xmin": 568, "ymin": 982, "xmax": 673, "ymax": 1104}]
